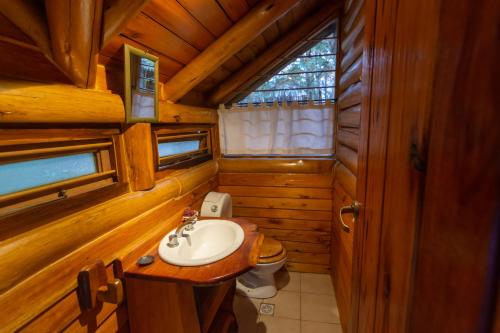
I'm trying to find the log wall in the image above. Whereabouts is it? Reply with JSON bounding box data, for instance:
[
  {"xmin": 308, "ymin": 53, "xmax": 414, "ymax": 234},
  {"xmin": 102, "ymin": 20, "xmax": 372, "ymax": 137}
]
[{"xmin": 218, "ymin": 158, "xmax": 334, "ymax": 274}]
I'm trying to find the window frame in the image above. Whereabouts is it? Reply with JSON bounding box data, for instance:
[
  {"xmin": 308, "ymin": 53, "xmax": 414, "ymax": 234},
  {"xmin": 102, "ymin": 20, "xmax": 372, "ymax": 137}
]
[
  {"xmin": 152, "ymin": 125, "xmax": 214, "ymax": 172},
  {"xmin": 0, "ymin": 129, "xmax": 124, "ymax": 215}
]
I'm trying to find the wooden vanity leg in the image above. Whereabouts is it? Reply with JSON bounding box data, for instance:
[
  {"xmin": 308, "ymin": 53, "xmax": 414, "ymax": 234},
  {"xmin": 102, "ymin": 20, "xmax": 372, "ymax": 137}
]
[{"xmin": 126, "ymin": 278, "xmax": 201, "ymax": 333}]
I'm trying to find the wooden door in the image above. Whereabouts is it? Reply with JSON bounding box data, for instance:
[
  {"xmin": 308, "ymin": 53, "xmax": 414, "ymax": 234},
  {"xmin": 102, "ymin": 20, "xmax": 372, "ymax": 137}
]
[
  {"xmin": 330, "ymin": 0, "xmax": 366, "ymax": 330},
  {"xmin": 349, "ymin": 0, "xmax": 500, "ymax": 332}
]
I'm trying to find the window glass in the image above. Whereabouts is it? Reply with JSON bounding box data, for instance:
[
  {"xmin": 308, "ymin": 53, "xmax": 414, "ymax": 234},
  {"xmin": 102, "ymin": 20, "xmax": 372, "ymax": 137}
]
[
  {"xmin": 240, "ymin": 27, "xmax": 337, "ymax": 104},
  {"xmin": 158, "ymin": 140, "xmax": 200, "ymax": 157},
  {"xmin": 0, "ymin": 153, "xmax": 97, "ymax": 195}
]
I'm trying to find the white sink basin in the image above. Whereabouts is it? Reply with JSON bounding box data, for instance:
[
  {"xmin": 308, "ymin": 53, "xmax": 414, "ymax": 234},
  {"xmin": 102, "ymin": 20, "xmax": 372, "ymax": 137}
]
[{"xmin": 158, "ymin": 219, "xmax": 244, "ymax": 266}]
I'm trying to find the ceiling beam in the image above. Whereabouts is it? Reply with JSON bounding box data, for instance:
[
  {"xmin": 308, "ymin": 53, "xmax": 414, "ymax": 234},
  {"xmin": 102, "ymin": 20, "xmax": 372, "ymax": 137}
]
[
  {"xmin": 209, "ymin": 0, "xmax": 342, "ymax": 105},
  {"xmin": 101, "ymin": 0, "xmax": 152, "ymax": 49},
  {"xmin": 163, "ymin": 0, "xmax": 301, "ymax": 103},
  {"xmin": 0, "ymin": 1, "xmax": 53, "ymax": 59},
  {"xmin": 45, "ymin": 0, "xmax": 104, "ymax": 88}
]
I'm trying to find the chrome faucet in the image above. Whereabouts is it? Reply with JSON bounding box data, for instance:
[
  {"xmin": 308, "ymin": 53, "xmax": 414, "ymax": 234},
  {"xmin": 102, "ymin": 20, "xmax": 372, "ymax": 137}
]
[{"xmin": 167, "ymin": 209, "xmax": 199, "ymax": 248}]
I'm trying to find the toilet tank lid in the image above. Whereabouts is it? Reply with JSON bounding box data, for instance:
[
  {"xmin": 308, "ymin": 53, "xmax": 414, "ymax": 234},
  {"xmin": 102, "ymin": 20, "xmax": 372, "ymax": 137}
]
[
  {"xmin": 260, "ymin": 237, "xmax": 284, "ymax": 258},
  {"xmin": 203, "ymin": 191, "xmax": 231, "ymax": 203}
]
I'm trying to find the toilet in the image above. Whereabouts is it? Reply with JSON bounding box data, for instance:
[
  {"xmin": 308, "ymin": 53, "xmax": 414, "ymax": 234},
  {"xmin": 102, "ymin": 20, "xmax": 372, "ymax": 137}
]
[{"xmin": 200, "ymin": 192, "xmax": 288, "ymax": 299}]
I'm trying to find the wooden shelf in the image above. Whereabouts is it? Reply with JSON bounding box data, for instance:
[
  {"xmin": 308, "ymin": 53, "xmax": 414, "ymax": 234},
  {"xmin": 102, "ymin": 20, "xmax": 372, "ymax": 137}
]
[{"xmin": 124, "ymin": 218, "xmax": 263, "ymax": 285}]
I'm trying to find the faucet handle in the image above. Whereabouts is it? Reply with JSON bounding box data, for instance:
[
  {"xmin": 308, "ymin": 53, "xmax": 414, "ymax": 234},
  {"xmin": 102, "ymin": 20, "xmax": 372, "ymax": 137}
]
[
  {"xmin": 167, "ymin": 234, "xmax": 179, "ymax": 248},
  {"xmin": 183, "ymin": 208, "xmax": 199, "ymax": 217}
]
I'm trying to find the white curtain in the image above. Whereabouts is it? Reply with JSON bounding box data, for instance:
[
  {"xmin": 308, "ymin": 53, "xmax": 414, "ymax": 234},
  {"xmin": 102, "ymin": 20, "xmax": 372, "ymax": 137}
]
[{"xmin": 219, "ymin": 101, "xmax": 334, "ymax": 155}]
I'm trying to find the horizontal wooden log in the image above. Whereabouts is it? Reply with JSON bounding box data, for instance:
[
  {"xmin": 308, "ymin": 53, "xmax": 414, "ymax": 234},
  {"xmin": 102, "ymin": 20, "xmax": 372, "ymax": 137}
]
[
  {"xmin": 341, "ymin": 15, "xmax": 365, "ymax": 53},
  {"xmin": 338, "ymin": 105, "xmax": 361, "ymax": 128},
  {"xmin": 259, "ymin": 228, "xmax": 330, "ymax": 244},
  {"xmin": 218, "ymin": 173, "xmax": 332, "ymax": 188},
  {"xmin": 287, "ymin": 252, "xmax": 331, "ymax": 265},
  {"xmin": 0, "ymin": 175, "xmax": 216, "ymax": 332},
  {"xmin": 281, "ymin": 240, "xmax": 330, "ymax": 254},
  {"xmin": 218, "ymin": 185, "xmax": 332, "ymax": 199},
  {"xmin": 233, "ymin": 207, "xmax": 332, "ymax": 221},
  {"xmin": 0, "ymin": 161, "xmax": 216, "ymax": 294},
  {"xmin": 232, "ymin": 196, "xmax": 331, "ymax": 211},
  {"xmin": 218, "ymin": 158, "xmax": 334, "ymax": 173},
  {"xmin": 339, "ymin": 56, "xmax": 362, "ymax": 93},
  {"xmin": 334, "ymin": 163, "xmax": 357, "ymax": 198},
  {"xmin": 286, "ymin": 262, "xmax": 330, "ymax": 274},
  {"xmin": 341, "ymin": 36, "xmax": 363, "ymax": 72},
  {"xmin": 0, "ymin": 78, "xmax": 124, "ymax": 123},
  {"xmin": 248, "ymin": 217, "xmax": 331, "ymax": 232},
  {"xmin": 164, "ymin": 0, "xmax": 300, "ymax": 102},
  {"xmin": 336, "ymin": 144, "xmax": 358, "ymax": 175},
  {"xmin": 337, "ymin": 128, "xmax": 359, "ymax": 151},
  {"xmin": 158, "ymin": 102, "xmax": 217, "ymax": 124},
  {"xmin": 209, "ymin": 0, "xmax": 342, "ymax": 105},
  {"xmin": 338, "ymin": 81, "xmax": 362, "ymax": 110}
]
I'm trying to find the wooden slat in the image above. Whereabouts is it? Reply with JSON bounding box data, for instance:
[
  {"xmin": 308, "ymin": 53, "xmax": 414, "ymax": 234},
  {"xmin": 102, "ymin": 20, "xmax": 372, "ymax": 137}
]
[
  {"xmin": 336, "ymin": 144, "xmax": 358, "ymax": 175},
  {"xmin": 101, "ymin": 0, "xmax": 151, "ymax": 48},
  {"xmin": 335, "ymin": 163, "xmax": 357, "ymax": 198},
  {"xmin": 218, "ymin": 173, "xmax": 332, "ymax": 188},
  {"xmin": 338, "ymin": 104, "xmax": 361, "ymax": 128},
  {"xmin": 122, "ymin": 13, "xmax": 199, "ymax": 65},
  {"xmin": 338, "ymin": 81, "xmax": 362, "ymax": 110},
  {"xmin": 232, "ymin": 196, "xmax": 331, "ymax": 211},
  {"xmin": 164, "ymin": 0, "xmax": 300, "ymax": 102},
  {"xmin": 177, "ymin": 0, "xmax": 232, "ymax": 37},
  {"xmin": 209, "ymin": 0, "xmax": 341, "ymax": 105},
  {"xmin": 218, "ymin": 185, "xmax": 332, "ymax": 199},
  {"xmin": 259, "ymin": 228, "xmax": 330, "ymax": 244},
  {"xmin": 339, "ymin": 56, "xmax": 362, "ymax": 92},
  {"xmin": 248, "ymin": 217, "xmax": 331, "ymax": 232},
  {"xmin": 286, "ymin": 262, "xmax": 330, "ymax": 274},
  {"xmin": 143, "ymin": 0, "xmax": 215, "ymax": 51},
  {"xmin": 217, "ymin": 0, "xmax": 250, "ymax": 22},
  {"xmin": 287, "ymin": 252, "xmax": 330, "ymax": 265},
  {"xmin": 281, "ymin": 240, "xmax": 330, "ymax": 254},
  {"xmin": 337, "ymin": 128, "xmax": 359, "ymax": 151},
  {"xmin": 234, "ymin": 207, "xmax": 332, "ymax": 221},
  {"xmin": 342, "ymin": 0, "xmax": 364, "ymax": 35},
  {"xmin": 218, "ymin": 158, "xmax": 334, "ymax": 173}
]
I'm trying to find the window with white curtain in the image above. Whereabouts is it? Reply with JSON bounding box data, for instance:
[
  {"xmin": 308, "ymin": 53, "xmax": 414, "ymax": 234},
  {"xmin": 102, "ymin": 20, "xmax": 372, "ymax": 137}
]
[{"xmin": 218, "ymin": 101, "xmax": 334, "ymax": 156}]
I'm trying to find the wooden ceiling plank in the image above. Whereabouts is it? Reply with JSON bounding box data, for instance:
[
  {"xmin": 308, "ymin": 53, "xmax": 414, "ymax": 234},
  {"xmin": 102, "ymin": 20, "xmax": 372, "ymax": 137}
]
[
  {"xmin": 209, "ymin": 0, "xmax": 341, "ymax": 105},
  {"xmin": 164, "ymin": 0, "xmax": 301, "ymax": 102},
  {"xmin": 177, "ymin": 0, "xmax": 232, "ymax": 37},
  {"xmin": 45, "ymin": 0, "xmax": 104, "ymax": 88},
  {"xmin": 101, "ymin": 0, "xmax": 151, "ymax": 48},
  {"xmin": 0, "ymin": 13, "xmax": 36, "ymax": 45},
  {"xmin": 217, "ymin": 0, "xmax": 250, "ymax": 22},
  {"xmin": 143, "ymin": 0, "xmax": 215, "ymax": 51},
  {"xmin": 262, "ymin": 23, "xmax": 281, "ymax": 45},
  {"xmin": 0, "ymin": 1, "xmax": 52, "ymax": 59},
  {"xmin": 122, "ymin": 13, "xmax": 199, "ymax": 65}
]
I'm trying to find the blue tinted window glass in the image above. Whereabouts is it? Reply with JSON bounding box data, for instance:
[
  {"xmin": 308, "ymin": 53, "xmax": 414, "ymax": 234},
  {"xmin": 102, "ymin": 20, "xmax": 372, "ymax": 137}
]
[
  {"xmin": 158, "ymin": 141, "xmax": 200, "ymax": 157},
  {"xmin": 0, "ymin": 153, "xmax": 97, "ymax": 195}
]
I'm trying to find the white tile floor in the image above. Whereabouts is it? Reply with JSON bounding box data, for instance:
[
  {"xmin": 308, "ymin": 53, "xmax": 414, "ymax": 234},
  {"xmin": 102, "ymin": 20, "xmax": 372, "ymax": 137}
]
[{"xmin": 233, "ymin": 270, "xmax": 343, "ymax": 333}]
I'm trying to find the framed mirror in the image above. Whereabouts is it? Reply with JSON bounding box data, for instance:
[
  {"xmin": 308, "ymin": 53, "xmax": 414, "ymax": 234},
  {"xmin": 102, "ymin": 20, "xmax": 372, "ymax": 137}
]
[{"xmin": 124, "ymin": 44, "xmax": 159, "ymax": 123}]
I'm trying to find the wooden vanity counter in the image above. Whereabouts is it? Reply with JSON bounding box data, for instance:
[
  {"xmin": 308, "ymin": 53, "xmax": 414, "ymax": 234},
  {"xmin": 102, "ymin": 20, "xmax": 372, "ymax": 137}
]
[{"xmin": 124, "ymin": 217, "xmax": 263, "ymax": 285}]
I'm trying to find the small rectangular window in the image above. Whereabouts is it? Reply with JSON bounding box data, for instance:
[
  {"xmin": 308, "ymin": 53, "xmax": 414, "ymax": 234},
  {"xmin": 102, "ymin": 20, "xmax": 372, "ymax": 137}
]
[
  {"xmin": 153, "ymin": 129, "xmax": 212, "ymax": 170},
  {"xmin": 0, "ymin": 135, "xmax": 120, "ymax": 215}
]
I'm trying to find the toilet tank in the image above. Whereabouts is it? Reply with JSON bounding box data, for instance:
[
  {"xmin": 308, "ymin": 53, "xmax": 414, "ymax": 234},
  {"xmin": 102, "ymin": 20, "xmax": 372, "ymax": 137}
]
[{"xmin": 200, "ymin": 192, "xmax": 232, "ymax": 218}]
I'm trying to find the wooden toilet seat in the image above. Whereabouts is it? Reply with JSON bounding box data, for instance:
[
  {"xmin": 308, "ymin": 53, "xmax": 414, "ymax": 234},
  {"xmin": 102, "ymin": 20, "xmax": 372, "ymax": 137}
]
[{"xmin": 258, "ymin": 237, "xmax": 287, "ymax": 264}]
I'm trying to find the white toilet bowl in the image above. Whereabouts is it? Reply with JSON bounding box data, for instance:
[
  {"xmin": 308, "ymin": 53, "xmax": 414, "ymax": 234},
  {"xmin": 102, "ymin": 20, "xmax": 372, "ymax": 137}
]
[{"xmin": 236, "ymin": 237, "xmax": 287, "ymax": 298}]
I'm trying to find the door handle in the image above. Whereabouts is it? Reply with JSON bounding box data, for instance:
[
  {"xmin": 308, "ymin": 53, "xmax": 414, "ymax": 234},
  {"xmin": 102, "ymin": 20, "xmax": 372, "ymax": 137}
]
[{"xmin": 339, "ymin": 201, "xmax": 360, "ymax": 233}]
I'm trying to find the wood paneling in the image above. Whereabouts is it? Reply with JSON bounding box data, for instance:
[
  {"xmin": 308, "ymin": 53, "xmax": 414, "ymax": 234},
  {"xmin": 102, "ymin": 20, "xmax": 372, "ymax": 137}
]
[{"xmin": 218, "ymin": 159, "xmax": 333, "ymax": 273}]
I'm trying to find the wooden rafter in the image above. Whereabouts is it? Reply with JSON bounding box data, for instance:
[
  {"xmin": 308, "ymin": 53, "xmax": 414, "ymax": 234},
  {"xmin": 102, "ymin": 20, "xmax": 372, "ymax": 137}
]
[
  {"xmin": 162, "ymin": 0, "xmax": 302, "ymax": 103},
  {"xmin": 209, "ymin": 0, "xmax": 342, "ymax": 105},
  {"xmin": 45, "ymin": 0, "xmax": 104, "ymax": 88},
  {"xmin": 101, "ymin": 0, "xmax": 152, "ymax": 49}
]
